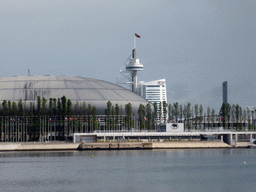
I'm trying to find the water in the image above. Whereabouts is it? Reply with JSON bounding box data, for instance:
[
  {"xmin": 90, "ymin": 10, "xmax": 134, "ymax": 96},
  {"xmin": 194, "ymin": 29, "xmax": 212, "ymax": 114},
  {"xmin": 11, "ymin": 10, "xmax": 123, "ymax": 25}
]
[{"xmin": 0, "ymin": 149, "xmax": 256, "ymax": 192}]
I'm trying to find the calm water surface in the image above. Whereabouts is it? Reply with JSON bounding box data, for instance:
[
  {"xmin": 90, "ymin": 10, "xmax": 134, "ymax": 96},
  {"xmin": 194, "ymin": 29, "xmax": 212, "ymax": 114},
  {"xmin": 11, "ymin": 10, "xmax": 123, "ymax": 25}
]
[{"xmin": 0, "ymin": 149, "xmax": 256, "ymax": 192}]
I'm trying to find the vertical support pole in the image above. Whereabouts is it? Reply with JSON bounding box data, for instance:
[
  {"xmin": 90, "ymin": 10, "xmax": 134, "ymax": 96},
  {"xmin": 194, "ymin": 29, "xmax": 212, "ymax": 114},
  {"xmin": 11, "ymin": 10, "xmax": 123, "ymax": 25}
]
[{"xmin": 73, "ymin": 134, "xmax": 76, "ymax": 143}]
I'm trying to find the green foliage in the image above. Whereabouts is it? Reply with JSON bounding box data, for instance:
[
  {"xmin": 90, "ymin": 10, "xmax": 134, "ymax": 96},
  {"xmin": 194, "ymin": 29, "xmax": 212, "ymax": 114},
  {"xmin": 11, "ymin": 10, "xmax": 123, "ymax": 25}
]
[
  {"xmin": 57, "ymin": 98, "xmax": 62, "ymax": 116},
  {"xmin": 115, "ymin": 104, "xmax": 120, "ymax": 116},
  {"xmin": 82, "ymin": 102, "xmax": 86, "ymax": 116},
  {"xmin": 105, "ymin": 101, "xmax": 112, "ymax": 116},
  {"xmin": 8, "ymin": 101, "xmax": 11, "ymax": 115},
  {"xmin": 18, "ymin": 99, "xmax": 23, "ymax": 116},
  {"xmin": 12, "ymin": 101, "xmax": 18, "ymax": 116},
  {"xmin": 49, "ymin": 98, "xmax": 54, "ymax": 117},
  {"xmin": 173, "ymin": 102, "xmax": 179, "ymax": 122},
  {"xmin": 163, "ymin": 101, "xmax": 168, "ymax": 121},
  {"xmin": 61, "ymin": 96, "xmax": 67, "ymax": 117},
  {"xmin": 138, "ymin": 104, "xmax": 145, "ymax": 129},
  {"xmin": 53, "ymin": 98, "xmax": 57, "ymax": 116},
  {"xmin": 146, "ymin": 103, "xmax": 152, "ymax": 129},
  {"xmin": 74, "ymin": 101, "xmax": 78, "ymax": 115},
  {"xmin": 67, "ymin": 100, "xmax": 73, "ymax": 116},
  {"xmin": 2, "ymin": 100, "xmax": 8, "ymax": 116},
  {"xmin": 37, "ymin": 96, "xmax": 41, "ymax": 116},
  {"xmin": 42, "ymin": 97, "xmax": 47, "ymax": 116},
  {"xmin": 30, "ymin": 102, "xmax": 34, "ymax": 117},
  {"xmin": 125, "ymin": 103, "xmax": 132, "ymax": 117}
]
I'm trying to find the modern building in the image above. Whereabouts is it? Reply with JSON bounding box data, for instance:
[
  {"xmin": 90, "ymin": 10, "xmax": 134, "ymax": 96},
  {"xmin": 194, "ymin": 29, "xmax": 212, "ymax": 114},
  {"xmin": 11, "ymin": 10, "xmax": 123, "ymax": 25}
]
[
  {"xmin": 222, "ymin": 81, "xmax": 228, "ymax": 104},
  {"xmin": 138, "ymin": 79, "xmax": 167, "ymax": 121},
  {"xmin": 0, "ymin": 75, "xmax": 149, "ymax": 114}
]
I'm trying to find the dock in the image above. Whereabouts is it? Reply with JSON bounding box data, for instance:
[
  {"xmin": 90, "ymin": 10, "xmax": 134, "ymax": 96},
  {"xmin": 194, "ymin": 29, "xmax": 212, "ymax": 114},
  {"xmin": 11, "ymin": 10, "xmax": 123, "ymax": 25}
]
[{"xmin": 0, "ymin": 141, "xmax": 249, "ymax": 151}]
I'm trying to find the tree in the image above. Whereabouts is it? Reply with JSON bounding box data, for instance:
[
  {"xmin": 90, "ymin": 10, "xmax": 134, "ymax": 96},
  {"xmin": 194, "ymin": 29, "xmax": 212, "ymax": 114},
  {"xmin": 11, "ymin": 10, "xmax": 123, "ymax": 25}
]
[
  {"xmin": 138, "ymin": 104, "xmax": 145, "ymax": 130},
  {"xmin": 29, "ymin": 102, "xmax": 35, "ymax": 141},
  {"xmin": 49, "ymin": 98, "xmax": 54, "ymax": 117},
  {"xmin": 183, "ymin": 103, "xmax": 191, "ymax": 130},
  {"xmin": 23, "ymin": 101, "xmax": 27, "ymax": 116},
  {"xmin": 53, "ymin": 98, "xmax": 57, "ymax": 116},
  {"xmin": 211, "ymin": 109, "xmax": 215, "ymax": 130},
  {"xmin": 158, "ymin": 101, "xmax": 162, "ymax": 121},
  {"xmin": 92, "ymin": 106, "xmax": 97, "ymax": 130},
  {"xmin": 105, "ymin": 101, "xmax": 112, "ymax": 130},
  {"xmin": 74, "ymin": 101, "xmax": 79, "ymax": 115},
  {"xmin": 18, "ymin": 99, "xmax": 23, "ymax": 116},
  {"xmin": 12, "ymin": 101, "xmax": 18, "ymax": 116},
  {"xmin": 235, "ymin": 104, "xmax": 241, "ymax": 130},
  {"xmin": 115, "ymin": 104, "xmax": 120, "ymax": 130},
  {"xmin": 8, "ymin": 101, "xmax": 11, "ymax": 116},
  {"xmin": 111, "ymin": 106, "xmax": 115, "ymax": 130},
  {"xmin": 82, "ymin": 102, "xmax": 86, "ymax": 116},
  {"xmin": 2, "ymin": 100, "xmax": 8, "ymax": 116},
  {"xmin": 115, "ymin": 104, "xmax": 120, "ymax": 117},
  {"xmin": 42, "ymin": 97, "xmax": 47, "ymax": 116},
  {"xmin": 163, "ymin": 101, "xmax": 168, "ymax": 122},
  {"xmin": 67, "ymin": 99, "xmax": 73, "ymax": 116},
  {"xmin": 219, "ymin": 103, "xmax": 231, "ymax": 129},
  {"xmin": 199, "ymin": 105, "xmax": 203, "ymax": 130},
  {"xmin": 125, "ymin": 103, "xmax": 132, "ymax": 129},
  {"xmin": 61, "ymin": 96, "xmax": 67, "ymax": 117},
  {"xmin": 105, "ymin": 101, "xmax": 112, "ymax": 116},
  {"xmin": 146, "ymin": 103, "xmax": 152, "ymax": 129},
  {"xmin": 168, "ymin": 104, "xmax": 173, "ymax": 122},
  {"xmin": 179, "ymin": 104, "xmax": 183, "ymax": 123},
  {"xmin": 153, "ymin": 102, "xmax": 158, "ymax": 121},
  {"xmin": 37, "ymin": 96, "xmax": 41, "ymax": 116},
  {"xmin": 87, "ymin": 104, "xmax": 92, "ymax": 132},
  {"xmin": 194, "ymin": 104, "xmax": 198, "ymax": 130},
  {"xmin": 207, "ymin": 107, "xmax": 210, "ymax": 130},
  {"xmin": 173, "ymin": 102, "xmax": 179, "ymax": 123},
  {"xmin": 57, "ymin": 98, "xmax": 62, "ymax": 117}
]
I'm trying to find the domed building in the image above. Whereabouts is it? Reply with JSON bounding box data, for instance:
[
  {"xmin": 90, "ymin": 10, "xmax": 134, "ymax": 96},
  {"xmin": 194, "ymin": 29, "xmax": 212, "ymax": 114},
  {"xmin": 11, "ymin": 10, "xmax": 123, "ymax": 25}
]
[{"xmin": 0, "ymin": 75, "xmax": 149, "ymax": 114}]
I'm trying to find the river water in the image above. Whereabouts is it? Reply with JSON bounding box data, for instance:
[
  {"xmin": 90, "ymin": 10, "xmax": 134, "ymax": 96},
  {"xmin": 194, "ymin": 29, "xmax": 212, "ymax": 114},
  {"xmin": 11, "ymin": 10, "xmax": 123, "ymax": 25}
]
[{"xmin": 0, "ymin": 149, "xmax": 256, "ymax": 192}]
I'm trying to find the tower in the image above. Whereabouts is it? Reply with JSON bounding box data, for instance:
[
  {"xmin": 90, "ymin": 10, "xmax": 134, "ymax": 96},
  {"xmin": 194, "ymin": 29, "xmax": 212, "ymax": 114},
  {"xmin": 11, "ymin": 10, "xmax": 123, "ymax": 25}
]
[
  {"xmin": 125, "ymin": 48, "xmax": 143, "ymax": 93},
  {"xmin": 222, "ymin": 81, "xmax": 228, "ymax": 104}
]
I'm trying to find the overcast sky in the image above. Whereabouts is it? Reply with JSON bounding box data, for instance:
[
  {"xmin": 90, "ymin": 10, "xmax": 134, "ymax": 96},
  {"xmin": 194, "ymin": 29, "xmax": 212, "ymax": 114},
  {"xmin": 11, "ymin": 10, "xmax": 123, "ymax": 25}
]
[{"xmin": 0, "ymin": 0, "xmax": 255, "ymax": 111}]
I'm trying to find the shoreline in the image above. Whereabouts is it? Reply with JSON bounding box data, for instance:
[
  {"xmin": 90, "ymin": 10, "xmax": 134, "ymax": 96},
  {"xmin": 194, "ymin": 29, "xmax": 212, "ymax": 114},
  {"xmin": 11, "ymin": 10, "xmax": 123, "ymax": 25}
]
[{"xmin": 0, "ymin": 141, "xmax": 249, "ymax": 151}]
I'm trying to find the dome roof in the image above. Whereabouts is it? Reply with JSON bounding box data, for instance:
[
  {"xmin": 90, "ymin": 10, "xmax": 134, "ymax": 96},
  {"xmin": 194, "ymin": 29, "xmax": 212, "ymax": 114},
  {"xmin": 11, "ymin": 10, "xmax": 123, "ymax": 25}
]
[{"xmin": 0, "ymin": 75, "xmax": 149, "ymax": 114}]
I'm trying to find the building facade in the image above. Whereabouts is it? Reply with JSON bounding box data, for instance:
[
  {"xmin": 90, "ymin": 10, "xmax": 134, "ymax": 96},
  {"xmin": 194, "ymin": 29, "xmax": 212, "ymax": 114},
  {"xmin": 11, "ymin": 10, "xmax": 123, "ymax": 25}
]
[{"xmin": 138, "ymin": 79, "xmax": 167, "ymax": 121}]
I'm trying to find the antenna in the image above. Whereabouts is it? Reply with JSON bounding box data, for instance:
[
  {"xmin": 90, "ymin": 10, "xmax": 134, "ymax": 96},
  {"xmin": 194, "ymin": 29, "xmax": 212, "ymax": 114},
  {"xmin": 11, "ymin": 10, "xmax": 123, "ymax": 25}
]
[{"xmin": 28, "ymin": 69, "xmax": 30, "ymax": 76}]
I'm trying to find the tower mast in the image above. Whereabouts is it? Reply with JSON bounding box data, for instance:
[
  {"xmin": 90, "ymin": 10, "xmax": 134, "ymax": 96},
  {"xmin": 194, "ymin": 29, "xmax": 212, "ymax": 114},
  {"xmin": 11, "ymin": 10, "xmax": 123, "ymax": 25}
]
[{"xmin": 126, "ymin": 33, "xmax": 143, "ymax": 93}]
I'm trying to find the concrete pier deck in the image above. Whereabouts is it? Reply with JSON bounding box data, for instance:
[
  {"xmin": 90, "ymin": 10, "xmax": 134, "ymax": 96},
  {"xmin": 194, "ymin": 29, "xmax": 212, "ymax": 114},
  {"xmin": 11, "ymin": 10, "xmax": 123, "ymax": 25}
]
[
  {"xmin": 0, "ymin": 141, "xmax": 249, "ymax": 151},
  {"xmin": 0, "ymin": 142, "xmax": 80, "ymax": 151}
]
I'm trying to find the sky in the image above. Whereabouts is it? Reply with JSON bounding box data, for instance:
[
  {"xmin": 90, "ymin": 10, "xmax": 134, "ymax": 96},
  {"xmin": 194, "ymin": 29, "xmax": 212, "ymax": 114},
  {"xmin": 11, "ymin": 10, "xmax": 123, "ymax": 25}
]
[{"xmin": 0, "ymin": 0, "xmax": 256, "ymax": 112}]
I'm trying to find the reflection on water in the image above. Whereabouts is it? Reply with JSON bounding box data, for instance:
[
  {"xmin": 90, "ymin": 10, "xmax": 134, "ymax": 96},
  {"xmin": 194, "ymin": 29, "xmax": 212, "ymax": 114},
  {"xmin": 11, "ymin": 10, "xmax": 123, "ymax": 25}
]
[{"xmin": 0, "ymin": 149, "xmax": 256, "ymax": 192}]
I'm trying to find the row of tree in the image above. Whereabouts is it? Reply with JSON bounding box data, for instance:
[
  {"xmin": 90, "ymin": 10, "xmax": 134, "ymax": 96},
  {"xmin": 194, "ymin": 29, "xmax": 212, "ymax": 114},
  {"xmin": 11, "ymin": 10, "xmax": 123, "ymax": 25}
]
[{"xmin": 1, "ymin": 97, "xmax": 255, "ymax": 129}]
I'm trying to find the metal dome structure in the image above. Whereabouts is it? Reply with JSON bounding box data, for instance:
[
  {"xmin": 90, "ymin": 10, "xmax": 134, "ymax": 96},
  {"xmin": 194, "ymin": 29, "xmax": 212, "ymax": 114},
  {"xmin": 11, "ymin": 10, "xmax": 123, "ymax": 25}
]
[{"xmin": 0, "ymin": 75, "xmax": 149, "ymax": 114}]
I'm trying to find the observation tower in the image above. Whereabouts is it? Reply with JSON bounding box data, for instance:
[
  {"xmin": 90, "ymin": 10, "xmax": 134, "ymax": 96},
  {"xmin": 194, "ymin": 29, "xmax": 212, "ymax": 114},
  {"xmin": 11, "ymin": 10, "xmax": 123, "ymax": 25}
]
[
  {"xmin": 117, "ymin": 33, "xmax": 143, "ymax": 94},
  {"xmin": 126, "ymin": 47, "xmax": 143, "ymax": 93}
]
